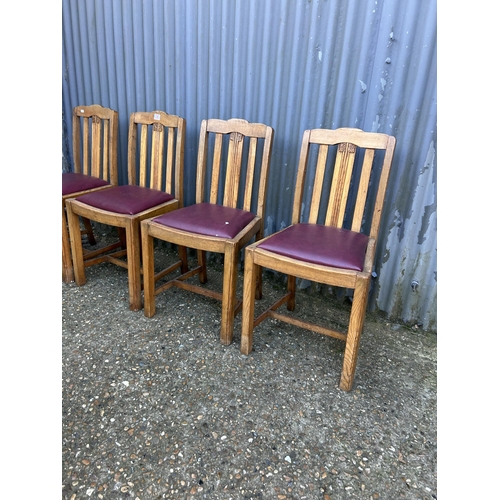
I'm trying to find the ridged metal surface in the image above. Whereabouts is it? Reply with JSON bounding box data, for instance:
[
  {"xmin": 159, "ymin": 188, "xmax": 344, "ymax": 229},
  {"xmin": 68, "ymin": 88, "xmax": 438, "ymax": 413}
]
[{"xmin": 62, "ymin": 0, "xmax": 437, "ymax": 331}]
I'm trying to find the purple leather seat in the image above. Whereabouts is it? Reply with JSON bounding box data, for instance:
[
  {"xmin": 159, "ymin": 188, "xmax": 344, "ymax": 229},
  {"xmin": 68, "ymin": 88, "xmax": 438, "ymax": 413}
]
[
  {"xmin": 74, "ymin": 185, "xmax": 174, "ymax": 215},
  {"xmin": 152, "ymin": 202, "xmax": 256, "ymax": 239},
  {"xmin": 62, "ymin": 172, "xmax": 110, "ymax": 196},
  {"xmin": 257, "ymin": 223, "xmax": 369, "ymax": 271}
]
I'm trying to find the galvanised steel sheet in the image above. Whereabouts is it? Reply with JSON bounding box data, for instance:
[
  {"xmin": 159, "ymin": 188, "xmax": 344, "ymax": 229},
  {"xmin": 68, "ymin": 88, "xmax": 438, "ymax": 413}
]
[{"xmin": 62, "ymin": 0, "xmax": 437, "ymax": 331}]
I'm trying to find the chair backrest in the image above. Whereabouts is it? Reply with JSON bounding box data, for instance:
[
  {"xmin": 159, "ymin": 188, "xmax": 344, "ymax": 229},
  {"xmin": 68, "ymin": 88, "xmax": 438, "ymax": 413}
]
[
  {"xmin": 293, "ymin": 127, "xmax": 396, "ymax": 244},
  {"xmin": 127, "ymin": 110, "xmax": 186, "ymax": 206},
  {"xmin": 195, "ymin": 118, "xmax": 274, "ymax": 218},
  {"xmin": 72, "ymin": 104, "xmax": 119, "ymax": 185}
]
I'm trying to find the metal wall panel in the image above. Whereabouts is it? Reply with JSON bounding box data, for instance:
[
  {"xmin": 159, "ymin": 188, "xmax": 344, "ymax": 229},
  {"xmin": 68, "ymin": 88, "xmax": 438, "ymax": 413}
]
[{"xmin": 62, "ymin": 0, "xmax": 437, "ymax": 331}]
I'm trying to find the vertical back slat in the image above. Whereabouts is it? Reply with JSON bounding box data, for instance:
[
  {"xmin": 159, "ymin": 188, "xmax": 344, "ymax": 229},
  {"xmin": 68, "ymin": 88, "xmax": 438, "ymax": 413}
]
[
  {"xmin": 72, "ymin": 114, "xmax": 82, "ymax": 174},
  {"xmin": 223, "ymin": 131, "xmax": 244, "ymax": 208},
  {"xmin": 139, "ymin": 124, "xmax": 148, "ymax": 187},
  {"xmin": 150, "ymin": 123, "xmax": 165, "ymax": 190},
  {"xmin": 308, "ymin": 144, "xmax": 329, "ymax": 224},
  {"xmin": 325, "ymin": 142, "xmax": 356, "ymax": 227},
  {"xmin": 291, "ymin": 130, "xmax": 312, "ymax": 224},
  {"xmin": 102, "ymin": 120, "xmax": 109, "ymax": 182},
  {"xmin": 164, "ymin": 127, "xmax": 175, "ymax": 195},
  {"xmin": 196, "ymin": 121, "xmax": 209, "ymax": 204},
  {"xmin": 210, "ymin": 134, "xmax": 223, "ymax": 204},
  {"xmin": 82, "ymin": 117, "xmax": 90, "ymax": 176},
  {"xmin": 243, "ymin": 137, "xmax": 258, "ymax": 211},
  {"xmin": 91, "ymin": 116, "xmax": 102, "ymax": 178},
  {"xmin": 127, "ymin": 115, "xmax": 137, "ymax": 186},
  {"xmin": 109, "ymin": 111, "xmax": 118, "ymax": 186},
  {"xmin": 351, "ymin": 149, "xmax": 374, "ymax": 232}
]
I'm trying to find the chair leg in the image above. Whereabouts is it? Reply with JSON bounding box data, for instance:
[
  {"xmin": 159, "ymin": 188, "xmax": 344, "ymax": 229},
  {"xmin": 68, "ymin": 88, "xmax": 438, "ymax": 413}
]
[
  {"xmin": 126, "ymin": 219, "xmax": 142, "ymax": 311},
  {"xmin": 142, "ymin": 224, "xmax": 156, "ymax": 318},
  {"xmin": 62, "ymin": 206, "xmax": 74, "ymax": 284},
  {"xmin": 118, "ymin": 227, "xmax": 127, "ymax": 248},
  {"xmin": 255, "ymin": 265, "xmax": 263, "ymax": 300},
  {"xmin": 241, "ymin": 247, "xmax": 257, "ymax": 355},
  {"xmin": 66, "ymin": 201, "xmax": 87, "ymax": 286},
  {"xmin": 178, "ymin": 245, "xmax": 189, "ymax": 274},
  {"xmin": 220, "ymin": 242, "xmax": 238, "ymax": 345},
  {"xmin": 340, "ymin": 276, "xmax": 370, "ymax": 391},
  {"xmin": 286, "ymin": 275, "xmax": 296, "ymax": 311},
  {"xmin": 82, "ymin": 217, "xmax": 96, "ymax": 245},
  {"xmin": 254, "ymin": 230, "xmax": 264, "ymax": 300},
  {"xmin": 197, "ymin": 250, "xmax": 208, "ymax": 284}
]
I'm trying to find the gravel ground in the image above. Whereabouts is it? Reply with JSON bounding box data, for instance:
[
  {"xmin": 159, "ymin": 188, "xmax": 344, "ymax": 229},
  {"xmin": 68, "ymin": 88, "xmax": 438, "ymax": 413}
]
[{"xmin": 62, "ymin": 230, "xmax": 437, "ymax": 500}]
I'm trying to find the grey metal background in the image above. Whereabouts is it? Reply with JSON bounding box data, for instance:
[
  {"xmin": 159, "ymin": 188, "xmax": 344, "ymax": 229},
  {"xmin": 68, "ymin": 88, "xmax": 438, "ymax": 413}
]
[{"xmin": 62, "ymin": 0, "xmax": 437, "ymax": 331}]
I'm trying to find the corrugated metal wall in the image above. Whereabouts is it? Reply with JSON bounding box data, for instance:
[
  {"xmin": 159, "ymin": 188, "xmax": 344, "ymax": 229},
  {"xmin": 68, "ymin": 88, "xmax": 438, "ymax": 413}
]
[{"xmin": 62, "ymin": 0, "xmax": 437, "ymax": 331}]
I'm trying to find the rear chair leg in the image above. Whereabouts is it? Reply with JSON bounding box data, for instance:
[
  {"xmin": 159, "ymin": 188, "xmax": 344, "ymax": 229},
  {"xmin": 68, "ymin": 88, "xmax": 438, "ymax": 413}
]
[
  {"xmin": 178, "ymin": 245, "xmax": 189, "ymax": 273},
  {"xmin": 118, "ymin": 227, "xmax": 127, "ymax": 248},
  {"xmin": 82, "ymin": 217, "xmax": 96, "ymax": 245},
  {"xmin": 197, "ymin": 250, "xmax": 208, "ymax": 284},
  {"xmin": 286, "ymin": 275, "xmax": 296, "ymax": 311},
  {"xmin": 255, "ymin": 265, "xmax": 263, "ymax": 300},
  {"xmin": 340, "ymin": 277, "xmax": 370, "ymax": 391}
]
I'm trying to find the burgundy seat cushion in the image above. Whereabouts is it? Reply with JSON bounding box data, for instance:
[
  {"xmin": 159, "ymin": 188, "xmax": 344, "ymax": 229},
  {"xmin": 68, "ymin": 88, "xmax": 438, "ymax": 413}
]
[
  {"xmin": 153, "ymin": 203, "xmax": 256, "ymax": 239},
  {"xmin": 75, "ymin": 185, "xmax": 175, "ymax": 215},
  {"xmin": 62, "ymin": 172, "xmax": 110, "ymax": 196},
  {"xmin": 257, "ymin": 223, "xmax": 369, "ymax": 271}
]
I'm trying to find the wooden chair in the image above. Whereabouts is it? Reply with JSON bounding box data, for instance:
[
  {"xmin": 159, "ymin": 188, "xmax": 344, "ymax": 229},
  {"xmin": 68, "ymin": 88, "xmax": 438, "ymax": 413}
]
[
  {"xmin": 62, "ymin": 104, "xmax": 119, "ymax": 283},
  {"xmin": 66, "ymin": 110, "xmax": 186, "ymax": 311},
  {"xmin": 240, "ymin": 127, "xmax": 396, "ymax": 391},
  {"xmin": 141, "ymin": 118, "xmax": 274, "ymax": 345}
]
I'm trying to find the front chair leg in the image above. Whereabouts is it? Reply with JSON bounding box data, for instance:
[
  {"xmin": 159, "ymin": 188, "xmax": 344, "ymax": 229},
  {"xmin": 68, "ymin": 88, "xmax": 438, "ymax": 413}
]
[
  {"xmin": 66, "ymin": 201, "xmax": 87, "ymax": 286},
  {"xmin": 142, "ymin": 223, "xmax": 156, "ymax": 318},
  {"xmin": 62, "ymin": 206, "xmax": 74, "ymax": 284},
  {"xmin": 340, "ymin": 276, "xmax": 370, "ymax": 391},
  {"xmin": 241, "ymin": 247, "xmax": 257, "ymax": 355},
  {"xmin": 220, "ymin": 243, "xmax": 238, "ymax": 345},
  {"xmin": 126, "ymin": 219, "xmax": 142, "ymax": 311}
]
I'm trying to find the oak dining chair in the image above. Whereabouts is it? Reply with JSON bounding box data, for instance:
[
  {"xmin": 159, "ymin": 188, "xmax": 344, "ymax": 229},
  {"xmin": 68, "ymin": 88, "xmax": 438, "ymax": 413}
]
[
  {"xmin": 66, "ymin": 110, "xmax": 186, "ymax": 311},
  {"xmin": 141, "ymin": 118, "xmax": 274, "ymax": 345},
  {"xmin": 62, "ymin": 104, "xmax": 119, "ymax": 283},
  {"xmin": 240, "ymin": 127, "xmax": 396, "ymax": 391}
]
